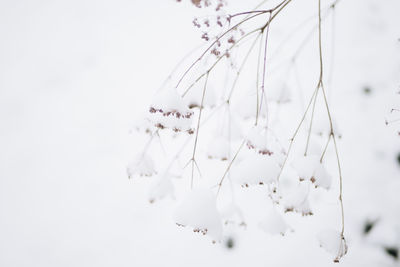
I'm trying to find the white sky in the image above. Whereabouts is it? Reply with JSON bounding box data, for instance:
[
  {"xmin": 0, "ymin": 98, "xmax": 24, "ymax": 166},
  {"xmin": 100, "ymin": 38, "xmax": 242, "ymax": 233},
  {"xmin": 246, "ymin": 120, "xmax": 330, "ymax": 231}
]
[{"xmin": 0, "ymin": 0, "xmax": 399, "ymax": 266}]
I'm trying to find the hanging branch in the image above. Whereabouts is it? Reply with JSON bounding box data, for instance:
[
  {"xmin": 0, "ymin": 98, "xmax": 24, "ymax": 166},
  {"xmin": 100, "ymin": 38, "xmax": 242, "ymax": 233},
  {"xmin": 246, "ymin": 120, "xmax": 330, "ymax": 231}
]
[
  {"xmin": 227, "ymin": 32, "xmax": 263, "ymax": 100},
  {"xmin": 215, "ymin": 0, "xmax": 294, "ymax": 195},
  {"xmin": 175, "ymin": 0, "xmax": 291, "ymax": 90},
  {"xmin": 258, "ymin": 11, "xmax": 273, "ymax": 128},
  {"xmin": 181, "ymin": 28, "xmax": 261, "ymax": 97},
  {"xmin": 188, "ymin": 72, "xmax": 210, "ymax": 189},
  {"xmin": 316, "ymin": 0, "xmax": 346, "ymax": 262},
  {"xmin": 175, "ymin": 12, "xmax": 268, "ymax": 89}
]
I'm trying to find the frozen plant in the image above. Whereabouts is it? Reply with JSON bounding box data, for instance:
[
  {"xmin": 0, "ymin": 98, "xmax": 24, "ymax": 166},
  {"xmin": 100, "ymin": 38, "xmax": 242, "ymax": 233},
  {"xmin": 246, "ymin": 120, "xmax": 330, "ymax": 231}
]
[{"xmin": 130, "ymin": 0, "xmax": 347, "ymax": 263}]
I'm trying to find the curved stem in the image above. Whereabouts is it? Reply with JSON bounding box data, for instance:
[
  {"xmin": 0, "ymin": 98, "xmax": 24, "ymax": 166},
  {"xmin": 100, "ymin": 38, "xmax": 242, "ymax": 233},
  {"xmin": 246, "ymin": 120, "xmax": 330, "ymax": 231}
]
[
  {"xmin": 227, "ymin": 33, "xmax": 262, "ymax": 100},
  {"xmin": 175, "ymin": 12, "xmax": 268, "ymax": 89},
  {"xmin": 190, "ymin": 72, "xmax": 209, "ymax": 189},
  {"xmin": 317, "ymin": 0, "xmax": 345, "ymax": 261}
]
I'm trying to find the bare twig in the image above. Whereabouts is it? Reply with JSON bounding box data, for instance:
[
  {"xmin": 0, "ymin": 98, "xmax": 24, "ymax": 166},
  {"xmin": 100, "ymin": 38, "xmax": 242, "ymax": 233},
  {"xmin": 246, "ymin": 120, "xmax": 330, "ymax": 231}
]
[
  {"xmin": 316, "ymin": 0, "xmax": 346, "ymax": 261},
  {"xmin": 175, "ymin": 12, "xmax": 268, "ymax": 89},
  {"xmin": 259, "ymin": 11, "xmax": 273, "ymax": 128},
  {"xmin": 216, "ymin": 140, "xmax": 246, "ymax": 196},
  {"xmin": 182, "ymin": 28, "xmax": 261, "ymax": 97},
  {"xmin": 189, "ymin": 72, "xmax": 209, "ymax": 189},
  {"xmin": 227, "ymin": 32, "xmax": 263, "ymax": 100}
]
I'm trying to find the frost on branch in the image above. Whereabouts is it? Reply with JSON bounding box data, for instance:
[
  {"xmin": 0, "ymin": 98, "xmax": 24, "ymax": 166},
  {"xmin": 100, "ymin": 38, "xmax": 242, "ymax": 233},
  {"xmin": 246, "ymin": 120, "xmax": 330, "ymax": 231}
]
[
  {"xmin": 149, "ymin": 89, "xmax": 194, "ymax": 134},
  {"xmin": 127, "ymin": 154, "xmax": 156, "ymax": 178},
  {"xmin": 259, "ymin": 208, "xmax": 289, "ymax": 236},
  {"xmin": 231, "ymin": 153, "xmax": 280, "ymax": 187},
  {"xmin": 317, "ymin": 229, "xmax": 347, "ymax": 262},
  {"xmin": 292, "ymin": 155, "xmax": 332, "ymax": 190},
  {"xmin": 173, "ymin": 188, "xmax": 223, "ymax": 242},
  {"xmin": 130, "ymin": 0, "xmax": 349, "ymax": 260}
]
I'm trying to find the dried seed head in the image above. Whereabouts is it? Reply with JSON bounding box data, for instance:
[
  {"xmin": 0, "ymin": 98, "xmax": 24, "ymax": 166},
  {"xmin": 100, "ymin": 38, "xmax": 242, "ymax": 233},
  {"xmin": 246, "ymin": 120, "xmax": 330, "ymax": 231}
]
[
  {"xmin": 201, "ymin": 32, "xmax": 210, "ymax": 41},
  {"xmin": 192, "ymin": 18, "xmax": 201, "ymax": 28},
  {"xmin": 191, "ymin": 0, "xmax": 201, "ymax": 7},
  {"xmin": 227, "ymin": 36, "xmax": 235, "ymax": 44}
]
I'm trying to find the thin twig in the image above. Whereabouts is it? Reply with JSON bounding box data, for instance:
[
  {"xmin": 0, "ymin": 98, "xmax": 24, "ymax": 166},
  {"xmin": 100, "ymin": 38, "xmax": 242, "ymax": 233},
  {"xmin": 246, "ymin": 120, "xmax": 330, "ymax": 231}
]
[
  {"xmin": 320, "ymin": 133, "xmax": 331, "ymax": 162},
  {"xmin": 176, "ymin": 0, "xmax": 291, "ymax": 90},
  {"xmin": 255, "ymin": 29, "xmax": 264, "ymax": 126},
  {"xmin": 276, "ymin": 86, "xmax": 319, "ymax": 182},
  {"xmin": 175, "ymin": 12, "xmax": 268, "ymax": 89},
  {"xmin": 259, "ymin": 11, "xmax": 273, "ymax": 128},
  {"xmin": 216, "ymin": 140, "xmax": 246, "ymax": 196},
  {"xmin": 182, "ymin": 28, "xmax": 261, "ymax": 97},
  {"xmin": 227, "ymin": 33, "xmax": 263, "ymax": 100},
  {"xmin": 304, "ymin": 87, "xmax": 319, "ymax": 156},
  {"xmin": 317, "ymin": 0, "xmax": 345, "ymax": 261},
  {"xmin": 189, "ymin": 72, "xmax": 209, "ymax": 189}
]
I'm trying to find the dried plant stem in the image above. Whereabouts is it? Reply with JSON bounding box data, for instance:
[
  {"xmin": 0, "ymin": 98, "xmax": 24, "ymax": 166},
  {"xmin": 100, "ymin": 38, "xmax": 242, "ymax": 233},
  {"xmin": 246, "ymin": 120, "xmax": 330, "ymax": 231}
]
[
  {"xmin": 270, "ymin": 2, "xmax": 337, "ymax": 64},
  {"xmin": 189, "ymin": 72, "xmax": 209, "ymax": 189},
  {"xmin": 215, "ymin": 0, "xmax": 294, "ymax": 190},
  {"xmin": 255, "ymin": 30, "xmax": 264, "ymax": 126},
  {"xmin": 259, "ymin": 11, "xmax": 273, "ymax": 128},
  {"xmin": 254, "ymin": 0, "xmax": 271, "ymax": 10},
  {"xmin": 216, "ymin": 140, "xmax": 246, "ymax": 196},
  {"xmin": 227, "ymin": 33, "xmax": 262, "ymax": 100},
  {"xmin": 316, "ymin": 0, "xmax": 345, "ymax": 261},
  {"xmin": 320, "ymin": 132, "xmax": 331, "ymax": 162},
  {"xmin": 165, "ymin": 101, "xmax": 232, "ymax": 177},
  {"xmin": 276, "ymin": 86, "xmax": 319, "ymax": 182},
  {"xmin": 256, "ymin": 0, "xmax": 293, "ymax": 125},
  {"xmin": 182, "ymin": 28, "xmax": 261, "ymax": 98},
  {"xmin": 229, "ymin": 9, "xmax": 272, "ymax": 20},
  {"xmin": 261, "ymin": 0, "xmax": 292, "ymax": 31},
  {"xmin": 304, "ymin": 1, "xmax": 339, "ymax": 159},
  {"xmin": 158, "ymin": 43, "xmax": 206, "ymax": 93},
  {"xmin": 216, "ymin": 1, "xmax": 294, "ymax": 193},
  {"xmin": 175, "ymin": 12, "xmax": 267, "ymax": 89},
  {"xmin": 304, "ymin": 87, "xmax": 319, "ymax": 156},
  {"xmin": 165, "ymin": 137, "xmax": 192, "ymax": 175},
  {"xmin": 176, "ymin": 0, "xmax": 291, "ymax": 90},
  {"xmin": 327, "ymin": 5, "xmax": 337, "ymax": 89}
]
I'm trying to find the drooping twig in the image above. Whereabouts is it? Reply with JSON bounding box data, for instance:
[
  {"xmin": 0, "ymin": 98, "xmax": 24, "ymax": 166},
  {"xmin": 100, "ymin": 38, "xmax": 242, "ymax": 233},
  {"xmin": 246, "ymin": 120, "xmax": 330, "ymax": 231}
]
[
  {"xmin": 189, "ymin": 72, "xmax": 209, "ymax": 189},
  {"xmin": 216, "ymin": 140, "xmax": 246, "ymax": 196},
  {"xmin": 320, "ymin": 132, "xmax": 331, "ymax": 162},
  {"xmin": 175, "ymin": 12, "xmax": 269, "ymax": 89},
  {"xmin": 259, "ymin": 11, "xmax": 273, "ymax": 128},
  {"xmin": 227, "ymin": 32, "xmax": 263, "ymax": 100},
  {"xmin": 276, "ymin": 86, "xmax": 319, "ymax": 182},
  {"xmin": 175, "ymin": 0, "xmax": 292, "ymax": 90},
  {"xmin": 316, "ymin": 0, "xmax": 346, "ymax": 262},
  {"xmin": 182, "ymin": 28, "xmax": 261, "ymax": 97},
  {"xmin": 304, "ymin": 87, "xmax": 319, "ymax": 156}
]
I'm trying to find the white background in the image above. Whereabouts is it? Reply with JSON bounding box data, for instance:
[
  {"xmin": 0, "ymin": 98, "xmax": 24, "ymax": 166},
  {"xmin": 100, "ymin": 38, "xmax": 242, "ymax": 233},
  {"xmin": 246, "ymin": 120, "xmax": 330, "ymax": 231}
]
[{"xmin": 1, "ymin": 0, "xmax": 400, "ymax": 266}]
